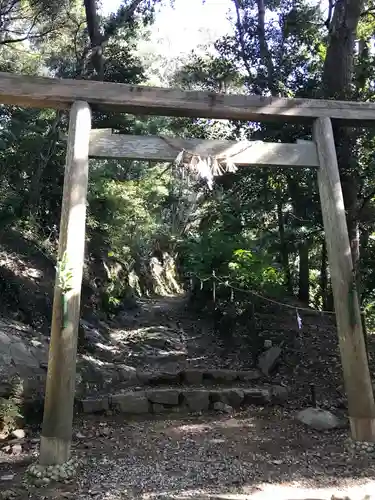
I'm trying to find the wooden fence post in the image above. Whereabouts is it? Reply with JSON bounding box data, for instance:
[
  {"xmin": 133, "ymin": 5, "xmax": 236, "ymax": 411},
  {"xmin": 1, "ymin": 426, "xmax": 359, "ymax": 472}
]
[
  {"xmin": 313, "ymin": 117, "xmax": 375, "ymax": 442},
  {"xmin": 40, "ymin": 101, "xmax": 92, "ymax": 465}
]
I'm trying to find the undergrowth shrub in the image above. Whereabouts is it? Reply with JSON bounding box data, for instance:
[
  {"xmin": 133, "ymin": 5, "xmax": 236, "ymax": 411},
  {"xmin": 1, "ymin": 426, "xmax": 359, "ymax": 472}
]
[{"xmin": 0, "ymin": 377, "xmax": 24, "ymax": 433}]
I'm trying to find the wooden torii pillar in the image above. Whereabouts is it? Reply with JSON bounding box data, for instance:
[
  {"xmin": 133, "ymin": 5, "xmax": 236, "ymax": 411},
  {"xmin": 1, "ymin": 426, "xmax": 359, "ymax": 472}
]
[
  {"xmin": 40, "ymin": 101, "xmax": 91, "ymax": 465},
  {"xmin": 313, "ymin": 117, "xmax": 375, "ymax": 441}
]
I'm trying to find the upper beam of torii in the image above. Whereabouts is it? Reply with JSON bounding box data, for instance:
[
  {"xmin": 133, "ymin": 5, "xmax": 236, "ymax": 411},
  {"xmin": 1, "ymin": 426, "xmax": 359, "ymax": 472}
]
[{"xmin": 2, "ymin": 71, "xmax": 375, "ymax": 125}]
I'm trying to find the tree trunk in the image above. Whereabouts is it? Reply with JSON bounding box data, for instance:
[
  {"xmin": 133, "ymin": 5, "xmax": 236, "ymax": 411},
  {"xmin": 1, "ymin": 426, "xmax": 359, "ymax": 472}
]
[
  {"xmin": 298, "ymin": 241, "xmax": 309, "ymax": 303},
  {"xmin": 322, "ymin": 0, "xmax": 364, "ymax": 266},
  {"xmin": 322, "ymin": 0, "xmax": 364, "ymax": 100},
  {"xmin": 277, "ymin": 200, "xmax": 292, "ymax": 292},
  {"xmin": 83, "ymin": 0, "xmax": 144, "ymax": 78},
  {"xmin": 327, "ymin": 282, "xmax": 334, "ymax": 312},
  {"xmin": 320, "ymin": 239, "xmax": 328, "ymax": 310},
  {"xmin": 287, "ymin": 177, "xmax": 310, "ymax": 302},
  {"xmin": 83, "ymin": 0, "xmax": 104, "ymax": 77},
  {"xmin": 27, "ymin": 111, "xmax": 61, "ymax": 214},
  {"xmin": 256, "ymin": 0, "xmax": 276, "ymax": 94}
]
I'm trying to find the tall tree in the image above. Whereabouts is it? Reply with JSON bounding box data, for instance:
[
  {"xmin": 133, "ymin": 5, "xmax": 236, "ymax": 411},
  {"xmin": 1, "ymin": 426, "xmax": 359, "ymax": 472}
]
[
  {"xmin": 322, "ymin": 0, "xmax": 365, "ymax": 273},
  {"xmin": 0, "ymin": 0, "xmax": 67, "ymax": 45},
  {"xmin": 83, "ymin": 0, "xmax": 160, "ymax": 78}
]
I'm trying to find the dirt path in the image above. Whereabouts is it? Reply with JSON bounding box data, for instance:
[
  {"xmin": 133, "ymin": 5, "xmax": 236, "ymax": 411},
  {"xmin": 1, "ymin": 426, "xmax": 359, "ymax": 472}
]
[{"xmin": 99, "ymin": 294, "xmax": 252, "ymax": 373}]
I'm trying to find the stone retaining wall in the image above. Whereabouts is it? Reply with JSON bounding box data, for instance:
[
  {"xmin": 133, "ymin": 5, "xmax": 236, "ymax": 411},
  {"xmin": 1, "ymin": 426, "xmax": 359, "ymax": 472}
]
[
  {"xmin": 108, "ymin": 367, "xmax": 262, "ymax": 389},
  {"xmin": 80, "ymin": 385, "xmax": 288, "ymax": 415}
]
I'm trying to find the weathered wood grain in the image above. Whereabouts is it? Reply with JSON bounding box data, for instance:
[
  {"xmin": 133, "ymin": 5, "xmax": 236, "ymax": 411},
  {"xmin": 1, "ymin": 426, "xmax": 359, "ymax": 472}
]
[
  {"xmin": 314, "ymin": 117, "xmax": 375, "ymax": 442},
  {"xmin": 2, "ymin": 72, "xmax": 375, "ymax": 124},
  {"xmin": 88, "ymin": 130, "xmax": 319, "ymax": 168},
  {"xmin": 40, "ymin": 101, "xmax": 91, "ymax": 465}
]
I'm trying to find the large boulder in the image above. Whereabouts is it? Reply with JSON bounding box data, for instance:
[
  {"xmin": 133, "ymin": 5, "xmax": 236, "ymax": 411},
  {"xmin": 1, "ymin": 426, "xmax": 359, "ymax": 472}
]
[
  {"xmin": 257, "ymin": 346, "xmax": 282, "ymax": 376},
  {"xmin": 0, "ymin": 317, "xmax": 132, "ymax": 413},
  {"xmin": 0, "ymin": 319, "xmax": 48, "ymax": 401},
  {"xmin": 296, "ymin": 407, "xmax": 347, "ymax": 430}
]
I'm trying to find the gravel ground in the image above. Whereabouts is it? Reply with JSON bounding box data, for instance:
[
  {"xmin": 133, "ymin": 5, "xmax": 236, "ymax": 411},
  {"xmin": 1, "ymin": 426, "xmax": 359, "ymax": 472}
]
[{"xmin": 1, "ymin": 406, "xmax": 375, "ymax": 499}]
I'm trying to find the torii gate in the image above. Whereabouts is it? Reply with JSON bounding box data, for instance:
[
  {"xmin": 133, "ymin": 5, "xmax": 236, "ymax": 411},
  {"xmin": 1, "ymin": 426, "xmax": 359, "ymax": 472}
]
[{"xmin": 0, "ymin": 71, "xmax": 373, "ymax": 465}]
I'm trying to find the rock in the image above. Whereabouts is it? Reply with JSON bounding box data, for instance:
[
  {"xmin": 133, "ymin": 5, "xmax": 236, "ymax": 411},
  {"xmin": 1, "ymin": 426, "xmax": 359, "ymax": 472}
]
[
  {"xmin": 76, "ymin": 359, "xmax": 113, "ymax": 392},
  {"xmin": 148, "ymin": 372, "xmax": 181, "ymax": 385},
  {"xmin": 144, "ymin": 330, "xmax": 178, "ymax": 350},
  {"xmin": 257, "ymin": 346, "xmax": 282, "ymax": 376},
  {"xmin": 111, "ymin": 392, "xmax": 149, "ymax": 414},
  {"xmin": 80, "ymin": 320, "xmax": 108, "ymax": 346},
  {"xmin": 99, "ymin": 427, "xmax": 111, "ymax": 437},
  {"xmin": 0, "ymin": 475, "xmax": 14, "ymax": 481},
  {"xmin": 205, "ymin": 369, "xmax": 237, "ymax": 382},
  {"xmin": 237, "ymin": 370, "xmax": 262, "ymax": 382},
  {"xmin": 213, "ymin": 402, "xmax": 233, "ymax": 413},
  {"xmin": 10, "ymin": 429, "xmax": 25, "ymax": 439},
  {"xmin": 0, "ymin": 332, "xmax": 11, "ymax": 348},
  {"xmin": 0, "ymin": 320, "xmax": 49, "ymax": 400},
  {"xmin": 10, "ymin": 342, "xmax": 39, "ymax": 368},
  {"xmin": 117, "ymin": 365, "xmax": 138, "ymax": 386},
  {"xmin": 11, "ymin": 444, "xmax": 22, "ymax": 455},
  {"xmin": 243, "ymin": 388, "xmax": 271, "ymax": 404},
  {"xmin": 152, "ymin": 403, "xmax": 170, "ymax": 413},
  {"xmin": 269, "ymin": 385, "xmax": 289, "ymax": 404},
  {"xmin": 224, "ymin": 389, "xmax": 244, "ymax": 407},
  {"xmin": 210, "ymin": 389, "xmax": 244, "ymax": 408},
  {"xmin": 183, "ymin": 369, "xmax": 204, "ymax": 385},
  {"xmin": 81, "ymin": 397, "xmax": 109, "ymax": 414},
  {"xmin": 296, "ymin": 407, "xmax": 346, "ymax": 430},
  {"xmin": 0, "ymin": 490, "xmax": 16, "ymax": 499},
  {"xmin": 146, "ymin": 389, "xmax": 180, "ymax": 406},
  {"xmin": 183, "ymin": 390, "xmax": 209, "ymax": 411},
  {"xmin": 136, "ymin": 371, "xmax": 153, "ymax": 385}
]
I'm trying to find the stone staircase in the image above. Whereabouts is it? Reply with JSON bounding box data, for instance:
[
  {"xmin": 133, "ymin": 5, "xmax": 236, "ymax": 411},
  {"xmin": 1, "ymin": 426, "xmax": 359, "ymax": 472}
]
[{"xmin": 79, "ymin": 368, "xmax": 288, "ymax": 415}]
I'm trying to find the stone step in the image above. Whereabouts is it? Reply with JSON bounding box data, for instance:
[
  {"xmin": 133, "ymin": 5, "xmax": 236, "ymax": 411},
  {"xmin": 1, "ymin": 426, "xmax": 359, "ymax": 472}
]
[
  {"xmin": 112, "ymin": 367, "xmax": 262, "ymax": 389},
  {"xmin": 80, "ymin": 384, "xmax": 288, "ymax": 415}
]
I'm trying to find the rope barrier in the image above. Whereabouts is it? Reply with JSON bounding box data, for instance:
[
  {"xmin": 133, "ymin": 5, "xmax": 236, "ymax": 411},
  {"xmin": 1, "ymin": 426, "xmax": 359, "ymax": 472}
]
[
  {"xmin": 186, "ymin": 270, "xmax": 338, "ymax": 317},
  {"xmin": 214, "ymin": 275, "xmax": 336, "ymax": 315}
]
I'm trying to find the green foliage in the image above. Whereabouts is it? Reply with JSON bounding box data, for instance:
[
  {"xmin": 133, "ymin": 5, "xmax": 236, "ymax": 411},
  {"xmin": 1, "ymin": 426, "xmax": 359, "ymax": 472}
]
[
  {"xmin": 56, "ymin": 252, "xmax": 74, "ymax": 293},
  {"xmin": 0, "ymin": 377, "xmax": 24, "ymax": 432},
  {"xmin": 88, "ymin": 162, "xmax": 171, "ymax": 260},
  {"xmin": 228, "ymin": 249, "xmax": 284, "ymax": 294},
  {"xmin": 0, "ymin": 398, "xmax": 22, "ymax": 432},
  {"xmin": 181, "ymin": 223, "xmax": 244, "ymax": 277}
]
